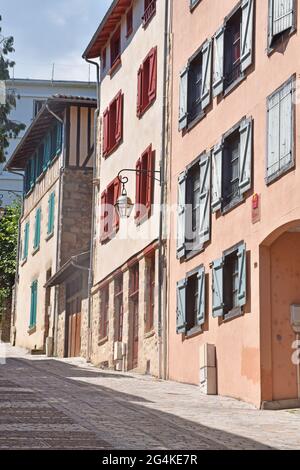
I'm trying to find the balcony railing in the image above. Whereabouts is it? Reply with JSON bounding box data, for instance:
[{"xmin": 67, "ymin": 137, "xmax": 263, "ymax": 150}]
[{"xmin": 142, "ymin": 0, "xmax": 156, "ymax": 27}]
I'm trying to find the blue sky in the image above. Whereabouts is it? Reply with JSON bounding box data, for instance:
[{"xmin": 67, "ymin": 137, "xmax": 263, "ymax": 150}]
[{"xmin": 1, "ymin": 0, "xmax": 112, "ymax": 81}]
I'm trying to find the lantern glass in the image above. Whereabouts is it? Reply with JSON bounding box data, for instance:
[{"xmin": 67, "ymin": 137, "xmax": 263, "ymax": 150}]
[{"xmin": 115, "ymin": 194, "xmax": 134, "ymax": 219}]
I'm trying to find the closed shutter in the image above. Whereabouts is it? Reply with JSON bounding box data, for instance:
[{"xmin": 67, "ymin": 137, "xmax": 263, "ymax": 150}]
[
  {"xmin": 211, "ymin": 143, "xmax": 223, "ymax": 212},
  {"xmin": 267, "ymin": 88, "xmax": 280, "ymax": 178},
  {"xmin": 279, "ymin": 78, "xmax": 293, "ymax": 169},
  {"xmin": 199, "ymin": 152, "xmax": 211, "ymax": 247},
  {"xmin": 34, "ymin": 208, "xmax": 41, "ymax": 250},
  {"xmin": 197, "ymin": 266, "xmax": 206, "ymax": 326},
  {"xmin": 115, "ymin": 92, "xmax": 123, "ymax": 144},
  {"xmin": 179, "ymin": 66, "xmax": 189, "ymax": 130},
  {"xmin": 241, "ymin": 0, "xmax": 254, "ymax": 72},
  {"xmin": 137, "ymin": 66, "xmax": 143, "ymax": 117},
  {"xmin": 213, "ymin": 26, "xmax": 224, "ymax": 97},
  {"xmin": 146, "ymin": 146, "xmax": 154, "ymax": 212},
  {"xmin": 272, "ymin": 0, "xmax": 294, "ymax": 38},
  {"xmin": 237, "ymin": 243, "xmax": 247, "ymax": 307},
  {"xmin": 177, "ymin": 171, "xmax": 186, "ymax": 259},
  {"xmin": 176, "ymin": 278, "xmax": 187, "ymax": 334},
  {"xmin": 135, "ymin": 159, "xmax": 142, "ymax": 220},
  {"xmin": 212, "ymin": 257, "xmax": 224, "ymax": 317},
  {"xmin": 47, "ymin": 192, "xmax": 55, "ymax": 235},
  {"xmin": 100, "ymin": 190, "xmax": 108, "ymax": 241},
  {"xmin": 103, "ymin": 108, "xmax": 109, "ymax": 156},
  {"xmin": 201, "ymin": 39, "xmax": 212, "ymax": 109},
  {"xmin": 30, "ymin": 281, "xmax": 38, "ymax": 328},
  {"xmin": 56, "ymin": 123, "xmax": 63, "ymax": 153},
  {"xmin": 148, "ymin": 47, "xmax": 157, "ymax": 103},
  {"xmin": 113, "ymin": 177, "xmax": 121, "ymax": 231},
  {"xmin": 239, "ymin": 118, "xmax": 252, "ymax": 194}
]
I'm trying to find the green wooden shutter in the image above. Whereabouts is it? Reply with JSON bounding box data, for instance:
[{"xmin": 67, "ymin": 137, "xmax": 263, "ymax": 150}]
[
  {"xmin": 33, "ymin": 208, "xmax": 41, "ymax": 250},
  {"xmin": 176, "ymin": 278, "xmax": 187, "ymax": 334},
  {"xmin": 47, "ymin": 192, "xmax": 55, "ymax": 235},
  {"xmin": 30, "ymin": 280, "xmax": 38, "ymax": 328},
  {"xmin": 197, "ymin": 266, "xmax": 206, "ymax": 326},
  {"xmin": 43, "ymin": 133, "xmax": 51, "ymax": 170},
  {"xmin": 56, "ymin": 123, "xmax": 63, "ymax": 154},
  {"xmin": 23, "ymin": 222, "xmax": 30, "ymax": 260},
  {"xmin": 212, "ymin": 257, "xmax": 224, "ymax": 317}
]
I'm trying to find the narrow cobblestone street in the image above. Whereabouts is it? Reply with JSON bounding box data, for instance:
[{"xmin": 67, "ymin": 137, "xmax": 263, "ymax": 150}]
[{"xmin": 0, "ymin": 344, "xmax": 299, "ymax": 450}]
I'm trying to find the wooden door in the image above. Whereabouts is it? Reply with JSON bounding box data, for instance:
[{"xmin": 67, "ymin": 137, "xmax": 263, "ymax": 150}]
[{"xmin": 67, "ymin": 297, "xmax": 82, "ymax": 357}]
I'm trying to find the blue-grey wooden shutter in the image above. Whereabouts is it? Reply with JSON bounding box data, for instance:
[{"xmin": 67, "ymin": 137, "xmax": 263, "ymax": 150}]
[
  {"xmin": 239, "ymin": 118, "xmax": 252, "ymax": 194},
  {"xmin": 179, "ymin": 67, "xmax": 189, "ymax": 130},
  {"xmin": 267, "ymin": 87, "xmax": 280, "ymax": 178},
  {"xmin": 197, "ymin": 266, "xmax": 205, "ymax": 326},
  {"xmin": 201, "ymin": 39, "xmax": 212, "ymax": 109},
  {"xmin": 271, "ymin": 0, "xmax": 294, "ymax": 40},
  {"xmin": 199, "ymin": 152, "xmax": 211, "ymax": 247},
  {"xmin": 177, "ymin": 171, "xmax": 186, "ymax": 259},
  {"xmin": 241, "ymin": 0, "xmax": 254, "ymax": 72},
  {"xmin": 237, "ymin": 244, "xmax": 247, "ymax": 307},
  {"xmin": 211, "ymin": 143, "xmax": 222, "ymax": 212},
  {"xmin": 213, "ymin": 26, "xmax": 224, "ymax": 97},
  {"xmin": 176, "ymin": 278, "xmax": 187, "ymax": 334},
  {"xmin": 212, "ymin": 257, "xmax": 224, "ymax": 317},
  {"xmin": 279, "ymin": 78, "xmax": 293, "ymax": 170}
]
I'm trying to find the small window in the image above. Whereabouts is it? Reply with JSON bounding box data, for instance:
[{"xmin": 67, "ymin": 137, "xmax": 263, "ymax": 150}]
[
  {"xmin": 99, "ymin": 286, "xmax": 109, "ymax": 340},
  {"xmin": 110, "ymin": 27, "xmax": 121, "ymax": 69},
  {"xmin": 142, "ymin": 0, "xmax": 156, "ymax": 27},
  {"xmin": 176, "ymin": 266, "xmax": 205, "ymax": 335},
  {"xmin": 224, "ymin": 9, "xmax": 242, "ymax": 91},
  {"xmin": 137, "ymin": 47, "xmax": 157, "ymax": 118},
  {"xmin": 103, "ymin": 91, "xmax": 123, "ymax": 157},
  {"xmin": 222, "ymin": 129, "xmax": 241, "ymax": 208},
  {"xmin": 47, "ymin": 192, "xmax": 55, "ymax": 237},
  {"xmin": 114, "ymin": 275, "xmax": 124, "ymax": 342},
  {"xmin": 145, "ymin": 254, "xmax": 155, "ymax": 333},
  {"xmin": 188, "ymin": 53, "xmax": 203, "ymax": 123},
  {"xmin": 126, "ymin": 7, "xmax": 133, "ymax": 37},
  {"xmin": 268, "ymin": 0, "xmax": 295, "ymax": 49},
  {"xmin": 135, "ymin": 145, "xmax": 155, "ymax": 223},
  {"xmin": 33, "ymin": 207, "xmax": 41, "ymax": 252},
  {"xmin": 22, "ymin": 221, "xmax": 30, "ymax": 261},
  {"xmin": 186, "ymin": 162, "xmax": 200, "ymax": 252},
  {"xmin": 100, "ymin": 177, "xmax": 121, "ymax": 242}
]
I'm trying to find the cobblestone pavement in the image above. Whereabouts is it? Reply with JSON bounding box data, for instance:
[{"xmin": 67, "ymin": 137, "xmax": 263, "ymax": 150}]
[{"xmin": 0, "ymin": 345, "xmax": 300, "ymax": 450}]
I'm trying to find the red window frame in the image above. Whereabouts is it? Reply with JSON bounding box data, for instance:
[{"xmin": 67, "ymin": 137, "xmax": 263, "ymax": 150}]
[
  {"xmin": 99, "ymin": 285, "xmax": 109, "ymax": 340},
  {"xmin": 110, "ymin": 27, "xmax": 121, "ymax": 69},
  {"xmin": 137, "ymin": 47, "xmax": 157, "ymax": 118},
  {"xmin": 126, "ymin": 7, "xmax": 133, "ymax": 38},
  {"xmin": 135, "ymin": 144, "xmax": 155, "ymax": 223},
  {"xmin": 142, "ymin": 0, "xmax": 156, "ymax": 27},
  {"xmin": 100, "ymin": 177, "xmax": 121, "ymax": 243},
  {"xmin": 145, "ymin": 253, "xmax": 155, "ymax": 333},
  {"xmin": 103, "ymin": 91, "xmax": 123, "ymax": 157}
]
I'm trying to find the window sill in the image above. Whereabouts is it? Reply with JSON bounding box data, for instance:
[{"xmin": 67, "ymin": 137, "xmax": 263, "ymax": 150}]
[
  {"xmin": 28, "ymin": 325, "xmax": 36, "ymax": 336},
  {"xmin": 32, "ymin": 246, "xmax": 40, "ymax": 256},
  {"xmin": 189, "ymin": 0, "xmax": 201, "ymax": 12},
  {"xmin": 126, "ymin": 28, "xmax": 133, "ymax": 39},
  {"xmin": 103, "ymin": 140, "xmax": 122, "ymax": 159},
  {"xmin": 25, "ymin": 188, "xmax": 34, "ymax": 199},
  {"xmin": 223, "ymin": 307, "xmax": 243, "ymax": 322},
  {"xmin": 222, "ymin": 195, "xmax": 244, "ymax": 215},
  {"xmin": 135, "ymin": 210, "xmax": 151, "ymax": 227},
  {"xmin": 46, "ymin": 231, "xmax": 54, "ymax": 242},
  {"xmin": 267, "ymin": 27, "xmax": 296, "ymax": 56},
  {"xmin": 21, "ymin": 258, "xmax": 28, "ymax": 267},
  {"xmin": 185, "ymin": 325, "xmax": 202, "ymax": 338},
  {"xmin": 144, "ymin": 329, "xmax": 155, "ymax": 339},
  {"xmin": 137, "ymin": 97, "xmax": 156, "ymax": 119},
  {"xmin": 98, "ymin": 336, "xmax": 108, "ymax": 346},
  {"xmin": 265, "ymin": 161, "xmax": 294, "ymax": 186},
  {"xmin": 223, "ymin": 73, "xmax": 245, "ymax": 98},
  {"xmin": 142, "ymin": 4, "xmax": 156, "ymax": 29},
  {"xmin": 186, "ymin": 111, "xmax": 206, "ymax": 133},
  {"xmin": 109, "ymin": 57, "xmax": 122, "ymax": 78}
]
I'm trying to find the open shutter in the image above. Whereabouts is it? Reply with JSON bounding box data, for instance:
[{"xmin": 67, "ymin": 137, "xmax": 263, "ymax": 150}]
[
  {"xmin": 241, "ymin": 0, "xmax": 254, "ymax": 73},
  {"xmin": 237, "ymin": 243, "xmax": 247, "ymax": 307},
  {"xmin": 176, "ymin": 279, "xmax": 187, "ymax": 334},
  {"xmin": 239, "ymin": 118, "xmax": 252, "ymax": 194},
  {"xmin": 199, "ymin": 152, "xmax": 211, "ymax": 247},
  {"xmin": 103, "ymin": 108, "xmax": 109, "ymax": 156},
  {"xmin": 211, "ymin": 143, "xmax": 223, "ymax": 212},
  {"xmin": 100, "ymin": 190, "xmax": 108, "ymax": 241},
  {"xmin": 197, "ymin": 266, "xmax": 206, "ymax": 326},
  {"xmin": 113, "ymin": 177, "xmax": 121, "ymax": 231},
  {"xmin": 213, "ymin": 26, "xmax": 224, "ymax": 97},
  {"xmin": 177, "ymin": 171, "xmax": 186, "ymax": 259},
  {"xmin": 279, "ymin": 78, "xmax": 293, "ymax": 169},
  {"xmin": 48, "ymin": 192, "xmax": 55, "ymax": 235},
  {"xmin": 272, "ymin": 0, "xmax": 294, "ymax": 38},
  {"xmin": 34, "ymin": 208, "xmax": 41, "ymax": 249},
  {"xmin": 135, "ymin": 159, "xmax": 142, "ymax": 220},
  {"xmin": 30, "ymin": 281, "xmax": 38, "ymax": 328},
  {"xmin": 148, "ymin": 47, "xmax": 157, "ymax": 103},
  {"xmin": 56, "ymin": 123, "xmax": 63, "ymax": 153},
  {"xmin": 115, "ymin": 92, "xmax": 123, "ymax": 144},
  {"xmin": 212, "ymin": 257, "xmax": 224, "ymax": 318},
  {"xmin": 267, "ymin": 89, "xmax": 280, "ymax": 178},
  {"xmin": 137, "ymin": 66, "xmax": 143, "ymax": 117},
  {"xmin": 201, "ymin": 39, "xmax": 212, "ymax": 109},
  {"xmin": 146, "ymin": 146, "xmax": 154, "ymax": 212},
  {"xmin": 23, "ymin": 222, "xmax": 29, "ymax": 260},
  {"xmin": 179, "ymin": 66, "xmax": 189, "ymax": 131}
]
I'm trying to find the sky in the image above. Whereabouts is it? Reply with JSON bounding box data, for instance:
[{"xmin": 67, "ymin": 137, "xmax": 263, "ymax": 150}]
[{"xmin": 1, "ymin": 0, "xmax": 113, "ymax": 82}]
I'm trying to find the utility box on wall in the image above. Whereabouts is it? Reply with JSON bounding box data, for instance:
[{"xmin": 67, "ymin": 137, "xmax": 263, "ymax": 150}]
[{"xmin": 199, "ymin": 343, "xmax": 217, "ymax": 395}]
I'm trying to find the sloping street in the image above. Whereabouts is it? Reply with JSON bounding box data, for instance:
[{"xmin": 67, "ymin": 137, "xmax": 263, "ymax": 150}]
[{"xmin": 0, "ymin": 344, "xmax": 299, "ymax": 450}]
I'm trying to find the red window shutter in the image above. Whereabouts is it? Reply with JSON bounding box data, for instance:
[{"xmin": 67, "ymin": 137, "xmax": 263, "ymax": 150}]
[
  {"xmin": 103, "ymin": 108, "xmax": 109, "ymax": 156},
  {"xmin": 115, "ymin": 92, "xmax": 123, "ymax": 144},
  {"xmin": 146, "ymin": 145, "xmax": 154, "ymax": 212},
  {"xmin": 137, "ymin": 66, "xmax": 143, "ymax": 117},
  {"xmin": 148, "ymin": 47, "xmax": 157, "ymax": 103},
  {"xmin": 135, "ymin": 159, "xmax": 142, "ymax": 220},
  {"xmin": 113, "ymin": 177, "xmax": 121, "ymax": 231},
  {"xmin": 100, "ymin": 190, "xmax": 108, "ymax": 241}
]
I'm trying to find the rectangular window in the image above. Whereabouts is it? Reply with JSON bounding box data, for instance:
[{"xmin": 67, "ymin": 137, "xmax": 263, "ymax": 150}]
[
  {"xmin": 100, "ymin": 177, "xmax": 121, "ymax": 242},
  {"xmin": 29, "ymin": 280, "xmax": 38, "ymax": 328},
  {"xmin": 145, "ymin": 254, "xmax": 155, "ymax": 333},
  {"xmin": 224, "ymin": 9, "xmax": 242, "ymax": 90},
  {"xmin": 103, "ymin": 91, "xmax": 123, "ymax": 157},
  {"xmin": 126, "ymin": 7, "xmax": 133, "ymax": 37},
  {"xmin": 137, "ymin": 47, "xmax": 157, "ymax": 118},
  {"xmin": 176, "ymin": 266, "xmax": 205, "ymax": 335},
  {"xmin": 223, "ymin": 251, "xmax": 239, "ymax": 313},
  {"xmin": 267, "ymin": 77, "xmax": 294, "ymax": 182},
  {"xmin": 114, "ymin": 275, "xmax": 124, "ymax": 342},
  {"xmin": 99, "ymin": 286, "xmax": 109, "ymax": 340},
  {"xmin": 47, "ymin": 192, "xmax": 55, "ymax": 236},
  {"xmin": 22, "ymin": 221, "xmax": 30, "ymax": 261},
  {"xmin": 268, "ymin": 0, "xmax": 295, "ymax": 48},
  {"xmin": 110, "ymin": 27, "xmax": 121, "ymax": 68},
  {"xmin": 33, "ymin": 207, "xmax": 41, "ymax": 251},
  {"xmin": 188, "ymin": 53, "xmax": 203, "ymax": 123},
  {"xmin": 186, "ymin": 162, "xmax": 200, "ymax": 252},
  {"xmin": 222, "ymin": 129, "xmax": 240, "ymax": 207},
  {"xmin": 135, "ymin": 145, "xmax": 155, "ymax": 223},
  {"xmin": 142, "ymin": 0, "xmax": 156, "ymax": 26}
]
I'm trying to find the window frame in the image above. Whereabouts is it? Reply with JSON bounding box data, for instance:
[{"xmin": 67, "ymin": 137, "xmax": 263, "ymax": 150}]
[
  {"xmin": 110, "ymin": 27, "xmax": 121, "ymax": 72},
  {"xmin": 142, "ymin": 0, "xmax": 156, "ymax": 27},
  {"xmin": 268, "ymin": 0, "xmax": 296, "ymax": 53},
  {"xmin": 137, "ymin": 47, "xmax": 157, "ymax": 118},
  {"xmin": 222, "ymin": 242, "xmax": 245, "ymax": 321},
  {"xmin": 135, "ymin": 145, "xmax": 155, "ymax": 224},
  {"xmin": 102, "ymin": 91, "xmax": 123, "ymax": 158}
]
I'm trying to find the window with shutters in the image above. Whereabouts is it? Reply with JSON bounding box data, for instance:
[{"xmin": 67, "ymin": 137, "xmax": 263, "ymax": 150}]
[
  {"xmin": 29, "ymin": 280, "xmax": 38, "ymax": 329},
  {"xmin": 212, "ymin": 242, "xmax": 247, "ymax": 320},
  {"xmin": 100, "ymin": 177, "xmax": 121, "ymax": 243},
  {"xmin": 114, "ymin": 275, "xmax": 124, "ymax": 342},
  {"xmin": 176, "ymin": 266, "xmax": 205, "ymax": 336},
  {"xmin": 103, "ymin": 91, "xmax": 123, "ymax": 157},
  {"xmin": 186, "ymin": 162, "xmax": 201, "ymax": 253},
  {"xmin": 142, "ymin": 0, "xmax": 156, "ymax": 27},
  {"xmin": 145, "ymin": 253, "xmax": 155, "ymax": 333},
  {"xmin": 110, "ymin": 27, "xmax": 121, "ymax": 70},
  {"xmin": 137, "ymin": 47, "xmax": 157, "ymax": 118},
  {"xmin": 22, "ymin": 221, "xmax": 30, "ymax": 262},
  {"xmin": 47, "ymin": 192, "xmax": 55, "ymax": 238},
  {"xmin": 224, "ymin": 9, "xmax": 242, "ymax": 91},
  {"xmin": 33, "ymin": 207, "xmax": 41, "ymax": 253},
  {"xmin": 266, "ymin": 77, "xmax": 294, "ymax": 183},
  {"xmin": 179, "ymin": 39, "xmax": 212, "ymax": 131},
  {"xmin": 268, "ymin": 0, "xmax": 295, "ymax": 49},
  {"xmin": 135, "ymin": 145, "xmax": 155, "ymax": 223},
  {"xmin": 212, "ymin": 117, "xmax": 253, "ymax": 214},
  {"xmin": 126, "ymin": 6, "xmax": 133, "ymax": 38},
  {"xmin": 99, "ymin": 285, "xmax": 109, "ymax": 341}
]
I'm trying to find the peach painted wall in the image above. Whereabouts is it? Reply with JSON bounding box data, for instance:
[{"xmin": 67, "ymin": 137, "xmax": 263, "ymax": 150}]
[{"xmin": 168, "ymin": 0, "xmax": 300, "ymax": 407}]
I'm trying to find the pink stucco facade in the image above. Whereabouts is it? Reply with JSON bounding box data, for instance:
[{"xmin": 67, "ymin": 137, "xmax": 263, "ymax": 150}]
[{"xmin": 168, "ymin": 0, "xmax": 300, "ymax": 407}]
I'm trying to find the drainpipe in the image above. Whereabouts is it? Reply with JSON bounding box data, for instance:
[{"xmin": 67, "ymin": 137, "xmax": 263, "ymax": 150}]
[
  {"xmin": 158, "ymin": 0, "xmax": 170, "ymax": 380},
  {"xmin": 84, "ymin": 56, "xmax": 101, "ymax": 362}
]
